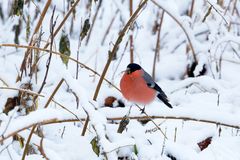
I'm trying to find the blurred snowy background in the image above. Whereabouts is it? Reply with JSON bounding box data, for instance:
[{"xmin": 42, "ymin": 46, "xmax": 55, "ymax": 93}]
[{"xmin": 0, "ymin": 0, "xmax": 240, "ymax": 159}]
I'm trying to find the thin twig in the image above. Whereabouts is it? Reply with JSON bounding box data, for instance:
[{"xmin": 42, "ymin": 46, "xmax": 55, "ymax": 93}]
[
  {"xmin": 22, "ymin": 8, "xmax": 58, "ymax": 160},
  {"xmin": 1, "ymin": 114, "xmax": 239, "ymax": 144},
  {"xmin": 93, "ymin": 0, "xmax": 148, "ymax": 101},
  {"xmin": 0, "ymin": 87, "xmax": 43, "ymax": 97},
  {"xmin": 0, "ymin": 43, "xmax": 120, "ymax": 92},
  {"xmin": 37, "ymin": 7, "xmax": 56, "ymax": 95},
  {"xmin": 207, "ymin": 0, "xmax": 228, "ymax": 25},
  {"xmin": 85, "ymin": 0, "xmax": 102, "ymax": 45},
  {"xmin": 44, "ymin": 79, "xmax": 64, "ymax": 108},
  {"xmin": 43, "ymin": 0, "xmax": 81, "ymax": 50},
  {"xmin": 129, "ymin": 0, "xmax": 134, "ymax": 63},
  {"xmin": 0, "ymin": 107, "xmax": 18, "ymax": 138},
  {"xmin": 19, "ymin": 0, "xmax": 52, "ymax": 81},
  {"xmin": 135, "ymin": 104, "xmax": 168, "ymax": 139},
  {"xmin": 152, "ymin": 11, "xmax": 164, "ymax": 80},
  {"xmin": 188, "ymin": 0, "xmax": 195, "ymax": 17},
  {"xmin": 21, "ymin": 78, "xmax": 64, "ymax": 160},
  {"xmin": 101, "ymin": 9, "xmax": 120, "ymax": 45},
  {"xmin": 151, "ymin": 0, "xmax": 198, "ymax": 63},
  {"xmin": 35, "ymin": 137, "xmax": 49, "ymax": 160},
  {"xmin": 0, "ymin": 78, "xmax": 9, "ymax": 87},
  {"xmin": 21, "ymin": 125, "xmax": 37, "ymax": 160},
  {"xmin": 81, "ymin": 0, "xmax": 148, "ymax": 136},
  {"xmin": 52, "ymin": 98, "xmax": 83, "ymax": 123}
]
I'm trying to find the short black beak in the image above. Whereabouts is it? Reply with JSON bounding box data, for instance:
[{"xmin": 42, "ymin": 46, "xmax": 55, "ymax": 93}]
[{"xmin": 121, "ymin": 68, "xmax": 130, "ymax": 74}]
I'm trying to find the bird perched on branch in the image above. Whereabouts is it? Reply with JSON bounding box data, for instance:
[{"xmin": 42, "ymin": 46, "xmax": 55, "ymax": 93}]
[{"xmin": 120, "ymin": 63, "xmax": 172, "ymax": 111}]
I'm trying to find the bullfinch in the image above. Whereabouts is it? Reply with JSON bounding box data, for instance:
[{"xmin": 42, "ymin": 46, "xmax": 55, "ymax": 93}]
[{"xmin": 120, "ymin": 63, "xmax": 172, "ymax": 109}]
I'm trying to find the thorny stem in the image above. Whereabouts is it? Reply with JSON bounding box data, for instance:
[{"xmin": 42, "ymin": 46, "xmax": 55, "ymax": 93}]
[{"xmin": 81, "ymin": 0, "xmax": 149, "ymax": 136}]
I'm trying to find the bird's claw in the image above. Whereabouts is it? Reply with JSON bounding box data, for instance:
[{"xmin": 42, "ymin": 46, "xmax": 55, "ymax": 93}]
[{"xmin": 140, "ymin": 107, "xmax": 145, "ymax": 114}]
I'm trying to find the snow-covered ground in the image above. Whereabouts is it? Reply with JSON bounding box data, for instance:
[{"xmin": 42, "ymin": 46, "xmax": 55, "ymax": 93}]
[{"xmin": 0, "ymin": 0, "xmax": 240, "ymax": 159}]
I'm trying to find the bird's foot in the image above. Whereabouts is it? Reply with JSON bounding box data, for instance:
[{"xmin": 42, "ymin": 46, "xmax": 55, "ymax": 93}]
[{"xmin": 139, "ymin": 106, "xmax": 145, "ymax": 114}]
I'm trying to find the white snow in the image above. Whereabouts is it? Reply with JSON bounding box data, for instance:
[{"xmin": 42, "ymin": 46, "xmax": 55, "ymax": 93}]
[{"xmin": 0, "ymin": 0, "xmax": 240, "ymax": 159}]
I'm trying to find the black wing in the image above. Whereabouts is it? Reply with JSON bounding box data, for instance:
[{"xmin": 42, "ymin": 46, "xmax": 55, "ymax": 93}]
[
  {"xmin": 143, "ymin": 70, "xmax": 172, "ymax": 108},
  {"xmin": 153, "ymin": 83, "xmax": 172, "ymax": 108}
]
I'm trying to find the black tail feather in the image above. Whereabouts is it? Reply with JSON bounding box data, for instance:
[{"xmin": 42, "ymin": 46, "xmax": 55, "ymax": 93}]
[{"xmin": 157, "ymin": 93, "xmax": 173, "ymax": 108}]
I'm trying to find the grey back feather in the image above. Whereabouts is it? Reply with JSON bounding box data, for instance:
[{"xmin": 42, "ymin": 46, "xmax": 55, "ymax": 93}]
[
  {"xmin": 142, "ymin": 70, "xmax": 155, "ymax": 88},
  {"xmin": 142, "ymin": 70, "xmax": 172, "ymax": 108}
]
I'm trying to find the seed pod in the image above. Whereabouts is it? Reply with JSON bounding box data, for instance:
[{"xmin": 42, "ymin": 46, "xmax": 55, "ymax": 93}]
[
  {"xmin": 80, "ymin": 19, "xmax": 90, "ymax": 41},
  {"xmin": 59, "ymin": 32, "xmax": 71, "ymax": 67},
  {"xmin": 12, "ymin": 0, "xmax": 24, "ymax": 16}
]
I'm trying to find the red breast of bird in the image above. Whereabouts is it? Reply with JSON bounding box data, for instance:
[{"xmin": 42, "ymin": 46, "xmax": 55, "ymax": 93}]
[{"xmin": 120, "ymin": 69, "xmax": 156, "ymax": 105}]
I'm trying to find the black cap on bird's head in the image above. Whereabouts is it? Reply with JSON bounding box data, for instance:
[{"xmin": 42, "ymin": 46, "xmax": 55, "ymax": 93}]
[{"xmin": 126, "ymin": 63, "xmax": 141, "ymax": 74}]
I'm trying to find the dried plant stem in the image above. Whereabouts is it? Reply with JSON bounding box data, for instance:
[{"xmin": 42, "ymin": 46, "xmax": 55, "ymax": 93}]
[
  {"xmin": 206, "ymin": 0, "xmax": 228, "ymax": 25},
  {"xmin": 44, "ymin": 79, "xmax": 64, "ymax": 108},
  {"xmin": 0, "ymin": 87, "xmax": 43, "ymax": 97},
  {"xmin": 81, "ymin": 116, "xmax": 89, "ymax": 136},
  {"xmin": 228, "ymin": 0, "xmax": 237, "ymax": 31},
  {"xmin": 33, "ymin": 0, "xmax": 52, "ymax": 37},
  {"xmin": 161, "ymin": 127, "xmax": 167, "ymax": 155},
  {"xmin": 19, "ymin": 0, "xmax": 81, "ymax": 81},
  {"xmin": 53, "ymin": 99, "xmax": 83, "ymax": 124},
  {"xmin": 81, "ymin": 0, "xmax": 148, "ymax": 136},
  {"xmin": 21, "ymin": 77, "xmax": 64, "ymax": 160},
  {"xmin": 174, "ymin": 127, "xmax": 177, "ymax": 142},
  {"xmin": 22, "ymin": 8, "xmax": 58, "ymax": 160},
  {"xmin": 129, "ymin": 0, "xmax": 134, "ymax": 63},
  {"xmin": 93, "ymin": 0, "xmax": 148, "ymax": 101},
  {"xmin": 85, "ymin": 0, "xmax": 102, "ymax": 45},
  {"xmin": 101, "ymin": 9, "xmax": 119, "ymax": 45},
  {"xmin": 0, "ymin": 79, "xmax": 9, "ymax": 87},
  {"xmin": 151, "ymin": 0, "xmax": 198, "ymax": 63},
  {"xmin": 37, "ymin": 7, "xmax": 56, "ymax": 95},
  {"xmin": 21, "ymin": 125, "xmax": 36, "ymax": 160},
  {"xmin": 19, "ymin": 0, "xmax": 52, "ymax": 81},
  {"xmin": 0, "ymin": 85, "xmax": 83, "ymax": 123},
  {"xmin": 188, "ymin": 0, "xmax": 195, "ymax": 17},
  {"xmin": 43, "ymin": 0, "xmax": 81, "ymax": 49},
  {"xmin": 152, "ymin": 11, "xmax": 164, "ymax": 80},
  {"xmin": 1, "ymin": 114, "xmax": 239, "ymax": 144},
  {"xmin": 0, "ymin": 43, "xmax": 120, "ymax": 92},
  {"xmin": 36, "ymin": 137, "xmax": 49, "ymax": 160},
  {"xmin": 135, "ymin": 104, "xmax": 168, "ymax": 139}
]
